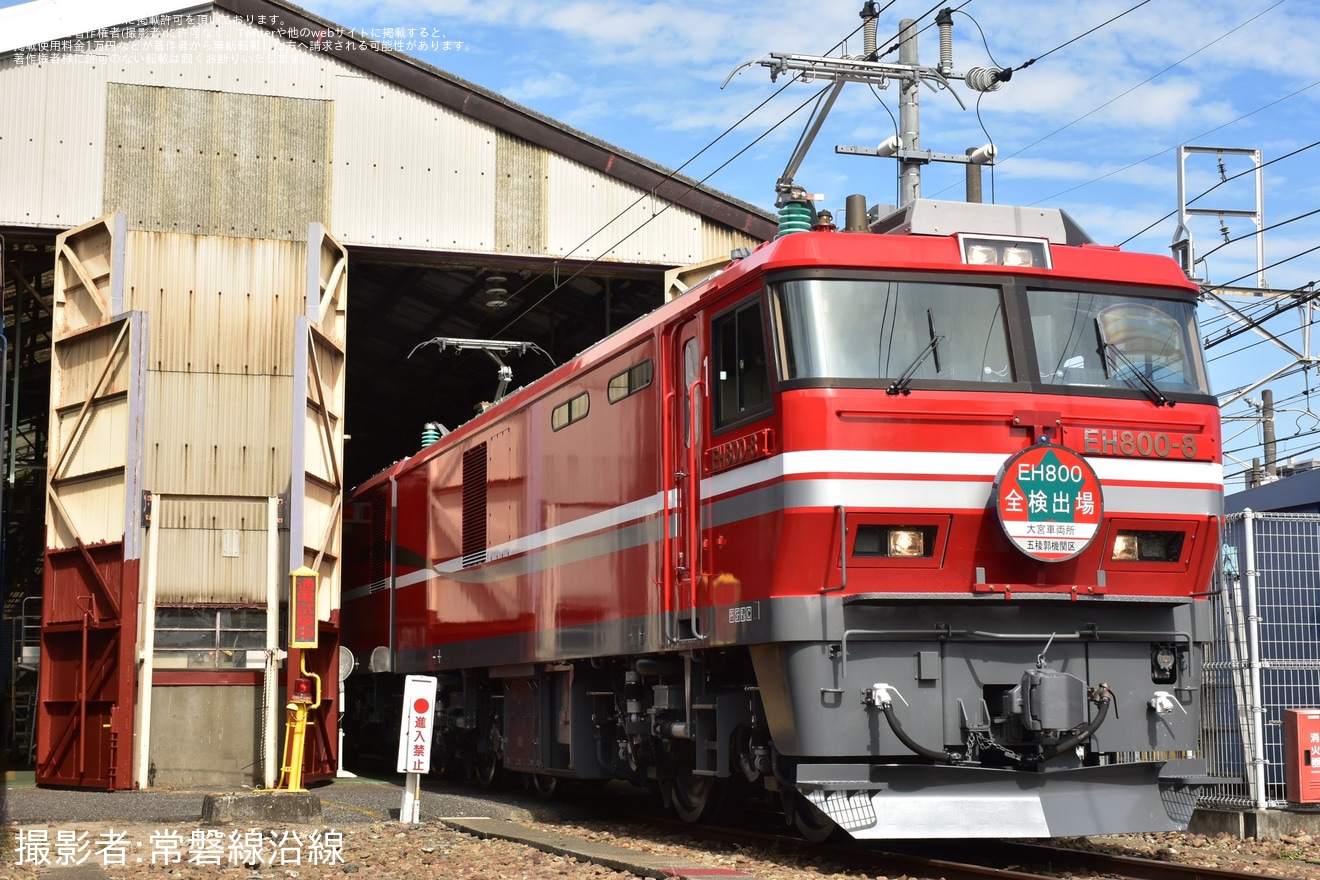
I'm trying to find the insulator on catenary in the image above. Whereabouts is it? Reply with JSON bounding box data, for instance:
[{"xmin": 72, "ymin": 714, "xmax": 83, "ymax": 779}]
[
  {"xmin": 965, "ymin": 66, "xmax": 1006, "ymax": 92},
  {"xmin": 777, "ymin": 201, "xmax": 815, "ymax": 237},
  {"xmin": 937, "ymin": 9, "xmax": 953, "ymax": 74},
  {"xmin": 861, "ymin": 1, "xmax": 878, "ymax": 56}
]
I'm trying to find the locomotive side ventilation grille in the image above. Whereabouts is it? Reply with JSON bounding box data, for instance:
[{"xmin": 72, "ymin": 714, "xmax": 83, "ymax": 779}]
[
  {"xmin": 462, "ymin": 443, "xmax": 489, "ymax": 567},
  {"xmin": 369, "ymin": 501, "xmax": 388, "ymax": 592}
]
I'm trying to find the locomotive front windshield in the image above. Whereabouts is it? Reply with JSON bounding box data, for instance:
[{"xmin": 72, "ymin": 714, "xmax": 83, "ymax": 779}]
[
  {"xmin": 773, "ymin": 279, "xmax": 1013, "ymax": 384},
  {"xmin": 771, "ymin": 278, "xmax": 1210, "ymax": 396},
  {"xmin": 1028, "ymin": 289, "xmax": 1209, "ymax": 393}
]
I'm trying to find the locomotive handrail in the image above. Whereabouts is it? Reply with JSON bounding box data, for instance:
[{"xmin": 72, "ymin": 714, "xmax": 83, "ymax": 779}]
[
  {"xmin": 821, "ymin": 505, "xmax": 847, "ymax": 593},
  {"xmin": 839, "ymin": 626, "xmax": 1191, "ymax": 677},
  {"xmin": 686, "ymin": 377, "xmax": 709, "ymax": 641},
  {"xmin": 661, "ymin": 387, "xmax": 676, "ymax": 642}
]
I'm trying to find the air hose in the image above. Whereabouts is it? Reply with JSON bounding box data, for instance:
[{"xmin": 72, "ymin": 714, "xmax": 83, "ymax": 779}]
[
  {"xmin": 1039, "ymin": 683, "xmax": 1114, "ymax": 761},
  {"xmin": 879, "ymin": 701, "xmax": 958, "ymax": 763}
]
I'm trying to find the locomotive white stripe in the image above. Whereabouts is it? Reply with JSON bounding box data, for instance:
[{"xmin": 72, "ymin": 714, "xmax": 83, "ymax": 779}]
[
  {"xmin": 706, "ymin": 449, "xmax": 1222, "ymax": 499},
  {"xmin": 355, "ymin": 449, "xmax": 1222, "ymax": 597}
]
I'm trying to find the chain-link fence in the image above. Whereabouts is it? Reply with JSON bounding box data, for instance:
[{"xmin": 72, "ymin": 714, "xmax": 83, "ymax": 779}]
[{"xmin": 1201, "ymin": 511, "xmax": 1320, "ymax": 810}]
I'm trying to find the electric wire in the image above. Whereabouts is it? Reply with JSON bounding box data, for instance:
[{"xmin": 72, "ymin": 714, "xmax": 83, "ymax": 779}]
[
  {"xmin": 1198, "ymin": 207, "xmax": 1320, "ymax": 264},
  {"xmin": 491, "ymin": 81, "xmax": 838, "ymax": 339},
  {"xmin": 1000, "ymin": 0, "xmax": 1153, "ymax": 76},
  {"xmin": 930, "ymin": 0, "xmax": 1185, "ymax": 201},
  {"xmin": 1030, "ymin": 76, "xmax": 1320, "ymax": 208},
  {"xmin": 1120, "ymin": 137, "xmax": 1320, "ymax": 247},
  {"xmin": 1004, "ymin": 1, "xmax": 1286, "ymax": 173},
  {"xmin": 488, "ymin": 3, "xmax": 961, "ymax": 340}
]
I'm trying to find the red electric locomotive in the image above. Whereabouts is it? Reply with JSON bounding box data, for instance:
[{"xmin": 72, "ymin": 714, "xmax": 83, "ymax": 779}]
[{"xmin": 341, "ymin": 9, "xmax": 1223, "ymax": 840}]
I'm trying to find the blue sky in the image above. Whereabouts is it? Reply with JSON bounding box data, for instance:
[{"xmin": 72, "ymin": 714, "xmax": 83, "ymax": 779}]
[{"xmin": 6, "ymin": 0, "xmax": 1320, "ymax": 489}]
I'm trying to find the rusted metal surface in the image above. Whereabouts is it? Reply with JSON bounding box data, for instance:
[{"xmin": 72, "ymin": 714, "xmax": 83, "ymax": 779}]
[{"xmin": 38, "ymin": 546, "xmax": 139, "ymax": 790}]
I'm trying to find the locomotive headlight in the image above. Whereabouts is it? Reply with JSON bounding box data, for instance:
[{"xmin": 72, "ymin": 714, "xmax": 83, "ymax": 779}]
[
  {"xmin": 888, "ymin": 528, "xmax": 925, "ymax": 557},
  {"xmin": 854, "ymin": 524, "xmax": 936, "ymax": 558},
  {"xmin": 1112, "ymin": 533, "xmax": 1140, "ymax": 561},
  {"xmin": 1111, "ymin": 529, "xmax": 1185, "ymax": 562},
  {"xmin": 1002, "ymin": 246, "xmax": 1035, "ymax": 267},
  {"xmin": 965, "ymin": 244, "xmax": 1000, "ymax": 265},
  {"xmin": 958, "ymin": 235, "xmax": 1052, "ymax": 269}
]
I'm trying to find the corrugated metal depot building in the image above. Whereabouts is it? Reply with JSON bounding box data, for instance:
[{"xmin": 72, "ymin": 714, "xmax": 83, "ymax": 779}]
[{"xmin": 0, "ymin": 0, "xmax": 775, "ymax": 789}]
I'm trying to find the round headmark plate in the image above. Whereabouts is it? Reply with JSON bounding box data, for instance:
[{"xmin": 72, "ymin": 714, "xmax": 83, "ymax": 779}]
[{"xmin": 994, "ymin": 443, "xmax": 1103, "ymax": 562}]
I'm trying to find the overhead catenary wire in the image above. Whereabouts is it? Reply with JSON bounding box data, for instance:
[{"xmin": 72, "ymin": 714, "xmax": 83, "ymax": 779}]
[
  {"xmin": 489, "ymin": 3, "xmax": 967, "ymax": 341},
  {"xmin": 1030, "ymin": 76, "xmax": 1320, "ymax": 209},
  {"xmin": 492, "ymin": 81, "xmax": 840, "ymax": 338},
  {"xmin": 1120, "ymin": 137, "xmax": 1320, "ymax": 247},
  {"xmin": 1001, "ymin": 1, "xmax": 1287, "ymax": 175},
  {"xmin": 1000, "ymin": 0, "xmax": 1154, "ymax": 77},
  {"xmin": 931, "ymin": 0, "xmax": 1223, "ymax": 202}
]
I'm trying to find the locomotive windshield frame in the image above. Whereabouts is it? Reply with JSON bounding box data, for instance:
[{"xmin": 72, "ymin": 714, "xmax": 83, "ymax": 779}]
[{"xmin": 767, "ymin": 271, "xmax": 1213, "ymax": 401}]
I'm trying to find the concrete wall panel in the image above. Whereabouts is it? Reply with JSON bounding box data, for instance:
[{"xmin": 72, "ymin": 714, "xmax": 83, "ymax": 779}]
[
  {"xmin": 105, "ymin": 85, "xmax": 332, "ymax": 241},
  {"xmin": 495, "ymin": 132, "xmax": 548, "ymax": 255},
  {"xmin": 147, "ymin": 685, "xmax": 261, "ymax": 788}
]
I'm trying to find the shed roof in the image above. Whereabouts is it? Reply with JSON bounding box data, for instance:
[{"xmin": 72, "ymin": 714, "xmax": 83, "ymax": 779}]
[{"xmin": 0, "ymin": 0, "xmax": 777, "ymax": 241}]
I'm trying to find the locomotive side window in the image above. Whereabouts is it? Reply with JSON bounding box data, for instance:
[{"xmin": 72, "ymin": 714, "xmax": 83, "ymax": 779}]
[
  {"xmin": 713, "ymin": 298, "xmax": 772, "ymax": 427},
  {"xmin": 607, "ymin": 359, "xmax": 653, "ymax": 403},
  {"xmin": 1026, "ymin": 290, "xmax": 1209, "ymax": 394},
  {"xmin": 683, "ymin": 337, "xmax": 701, "ymax": 446},
  {"xmin": 551, "ymin": 391, "xmax": 590, "ymax": 430},
  {"xmin": 772, "ymin": 279, "xmax": 1011, "ymax": 384}
]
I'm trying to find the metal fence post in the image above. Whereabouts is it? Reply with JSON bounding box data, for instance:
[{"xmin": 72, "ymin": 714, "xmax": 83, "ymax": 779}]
[{"xmin": 1240, "ymin": 509, "xmax": 1269, "ymax": 811}]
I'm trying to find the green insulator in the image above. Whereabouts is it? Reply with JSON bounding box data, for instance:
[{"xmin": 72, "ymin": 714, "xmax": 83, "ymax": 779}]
[
  {"xmin": 777, "ymin": 201, "xmax": 814, "ymax": 237},
  {"xmin": 421, "ymin": 422, "xmax": 441, "ymax": 448}
]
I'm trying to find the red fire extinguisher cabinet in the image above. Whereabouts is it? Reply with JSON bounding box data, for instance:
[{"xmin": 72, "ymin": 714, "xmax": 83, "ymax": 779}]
[{"xmin": 1284, "ymin": 708, "xmax": 1320, "ymax": 804}]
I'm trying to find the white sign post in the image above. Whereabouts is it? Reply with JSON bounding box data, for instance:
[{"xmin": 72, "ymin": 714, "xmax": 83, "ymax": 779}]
[{"xmin": 397, "ymin": 675, "xmax": 438, "ymax": 825}]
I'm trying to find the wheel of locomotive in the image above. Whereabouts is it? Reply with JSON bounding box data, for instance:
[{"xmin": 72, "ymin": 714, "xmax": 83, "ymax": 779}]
[
  {"xmin": 669, "ymin": 769, "xmax": 725, "ymax": 823},
  {"xmin": 472, "ymin": 719, "xmax": 504, "ymax": 789},
  {"xmin": 791, "ymin": 794, "xmax": 841, "ymax": 843},
  {"xmin": 526, "ymin": 772, "xmax": 559, "ymax": 800},
  {"xmin": 473, "ymin": 748, "xmax": 502, "ymax": 789}
]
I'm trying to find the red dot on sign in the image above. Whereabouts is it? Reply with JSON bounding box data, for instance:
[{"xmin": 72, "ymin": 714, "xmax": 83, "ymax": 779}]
[{"xmin": 413, "ymin": 698, "xmax": 430, "ymax": 714}]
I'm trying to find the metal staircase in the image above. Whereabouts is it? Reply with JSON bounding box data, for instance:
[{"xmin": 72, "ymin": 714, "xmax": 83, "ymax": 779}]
[{"xmin": 3, "ymin": 235, "xmax": 54, "ymax": 769}]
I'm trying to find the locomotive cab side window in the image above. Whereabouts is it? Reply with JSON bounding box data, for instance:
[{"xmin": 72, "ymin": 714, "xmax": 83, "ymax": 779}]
[{"xmin": 713, "ymin": 297, "xmax": 772, "ymax": 428}]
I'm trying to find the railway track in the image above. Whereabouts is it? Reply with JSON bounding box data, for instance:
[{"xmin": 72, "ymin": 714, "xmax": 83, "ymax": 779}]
[{"xmin": 617, "ymin": 813, "xmax": 1300, "ymax": 880}]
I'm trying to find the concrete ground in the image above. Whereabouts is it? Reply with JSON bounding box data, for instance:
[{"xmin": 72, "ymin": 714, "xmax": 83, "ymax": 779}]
[{"xmin": 0, "ymin": 768, "xmax": 542, "ymax": 828}]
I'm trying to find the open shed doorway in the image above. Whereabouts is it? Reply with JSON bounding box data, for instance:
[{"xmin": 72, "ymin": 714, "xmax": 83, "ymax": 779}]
[
  {"xmin": 342, "ymin": 250, "xmax": 665, "ymax": 490},
  {"xmin": 0, "ymin": 233, "xmax": 666, "ymax": 773}
]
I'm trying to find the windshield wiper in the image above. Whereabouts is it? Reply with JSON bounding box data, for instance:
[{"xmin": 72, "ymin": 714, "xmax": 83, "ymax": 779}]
[
  {"xmin": 888, "ymin": 311, "xmax": 944, "ymax": 396},
  {"xmin": 1101, "ymin": 341, "xmax": 1172, "ymax": 408}
]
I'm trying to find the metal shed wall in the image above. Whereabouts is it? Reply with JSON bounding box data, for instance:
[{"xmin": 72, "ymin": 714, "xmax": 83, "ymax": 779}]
[
  {"xmin": 0, "ymin": 56, "xmax": 107, "ymax": 227},
  {"xmin": 0, "ymin": 9, "xmax": 764, "ymax": 262},
  {"xmin": 329, "ymin": 72, "xmax": 494, "ymax": 250},
  {"xmin": 123, "ymin": 229, "xmax": 305, "ymax": 603}
]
